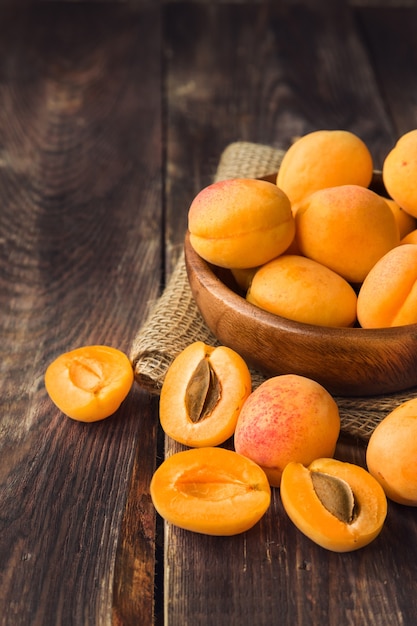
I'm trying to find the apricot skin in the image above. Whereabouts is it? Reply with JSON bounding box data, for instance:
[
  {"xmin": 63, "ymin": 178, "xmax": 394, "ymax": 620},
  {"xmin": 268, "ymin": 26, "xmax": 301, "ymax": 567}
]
[
  {"xmin": 280, "ymin": 458, "xmax": 387, "ymax": 552},
  {"xmin": 159, "ymin": 341, "xmax": 252, "ymax": 447},
  {"xmin": 246, "ymin": 254, "xmax": 357, "ymax": 327},
  {"xmin": 276, "ymin": 130, "xmax": 373, "ymax": 206},
  {"xmin": 150, "ymin": 447, "xmax": 271, "ymax": 536},
  {"xmin": 295, "ymin": 184, "xmax": 399, "ymax": 283},
  {"xmin": 188, "ymin": 178, "xmax": 295, "ymax": 269},
  {"xmin": 366, "ymin": 398, "xmax": 417, "ymax": 505},
  {"xmin": 357, "ymin": 244, "xmax": 417, "ymax": 328},
  {"xmin": 234, "ymin": 374, "xmax": 340, "ymax": 487},
  {"xmin": 44, "ymin": 345, "xmax": 134, "ymax": 422}
]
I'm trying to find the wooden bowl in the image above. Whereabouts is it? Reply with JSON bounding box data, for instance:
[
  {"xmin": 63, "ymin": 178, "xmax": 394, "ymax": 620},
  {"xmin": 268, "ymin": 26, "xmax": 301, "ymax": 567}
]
[{"xmin": 184, "ymin": 231, "xmax": 417, "ymax": 397}]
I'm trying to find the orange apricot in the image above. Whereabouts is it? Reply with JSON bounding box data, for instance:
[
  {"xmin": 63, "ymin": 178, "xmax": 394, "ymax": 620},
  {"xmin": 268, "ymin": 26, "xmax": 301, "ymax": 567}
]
[
  {"xmin": 383, "ymin": 129, "xmax": 417, "ymax": 218},
  {"xmin": 45, "ymin": 345, "xmax": 134, "ymax": 422},
  {"xmin": 280, "ymin": 458, "xmax": 387, "ymax": 552},
  {"xmin": 188, "ymin": 178, "xmax": 295, "ymax": 269},
  {"xmin": 150, "ymin": 446, "xmax": 271, "ymax": 535},
  {"xmin": 383, "ymin": 196, "xmax": 417, "ymax": 239},
  {"xmin": 400, "ymin": 227, "xmax": 417, "ymax": 245},
  {"xmin": 234, "ymin": 374, "xmax": 340, "ymax": 487},
  {"xmin": 276, "ymin": 130, "xmax": 373, "ymax": 206},
  {"xmin": 295, "ymin": 184, "xmax": 399, "ymax": 283},
  {"xmin": 159, "ymin": 341, "xmax": 252, "ymax": 447},
  {"xmin": 366, "ymin": 398, "xmax": 417, "ymax": 505},
  {"xmin": 357, "ymin": 244, "xmax": 417, "ymax": 328},
  {"xmin": 246, "ymin": 254, "xmax": 357, "ymax": 327}
]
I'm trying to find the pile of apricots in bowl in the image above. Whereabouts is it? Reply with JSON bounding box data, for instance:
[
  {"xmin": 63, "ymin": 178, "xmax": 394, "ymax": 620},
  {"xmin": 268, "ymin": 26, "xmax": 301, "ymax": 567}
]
[{"xmin": 185, "ymin": 129, "xmax": 417, "ymax": 396}]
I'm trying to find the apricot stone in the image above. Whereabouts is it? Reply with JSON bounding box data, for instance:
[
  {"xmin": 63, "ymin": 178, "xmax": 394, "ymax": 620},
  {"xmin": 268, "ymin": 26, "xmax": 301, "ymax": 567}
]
[
  {"xmin": 280, "ymin": 458, "xmax": 387, "ymax": 552},
  {"xmin": 276, "ymin": 130, "xmax": 373, "ymax": 206},
  {"xmin": 159, "ymin": 341, "xmax": 252, "ymax": 447},
  {"xmin": 357, "ymin": 244, "xmax": 417, "ymax": 328},
  {"xmin": 366, "ymin": 398, "xmax": 417, "ymax": 505},
  {"xmin": 150, "ymin": 446, "xmax": 271, "ymax": 535},
  {"xmin": 234, "ymin": 374, "xmax": 340, "ymax": 487},
  {"xmin": 188, "ymin": 178, "xmax": 295, "ymax": 269},
  {"xmin": 295, "ymin": 184, "xmax": 400, "ymax": 283},
  {"xmin": 246, "ymin": 254, "xmax": 357, "ymax": 327},
  {"xmin": 383, "ymin": 129, "xmax": 417, "ymax": 218}
]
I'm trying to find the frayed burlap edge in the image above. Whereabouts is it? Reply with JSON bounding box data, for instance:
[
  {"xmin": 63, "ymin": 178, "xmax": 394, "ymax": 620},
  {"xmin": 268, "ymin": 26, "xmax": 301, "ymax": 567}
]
[{"xmin": 130, "ymin": 141, "xmax": 417, "ymax": 441}]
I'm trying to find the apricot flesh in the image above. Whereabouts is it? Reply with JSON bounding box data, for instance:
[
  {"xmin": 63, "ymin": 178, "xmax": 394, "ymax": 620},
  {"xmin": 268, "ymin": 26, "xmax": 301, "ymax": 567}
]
[
  {"xmin": 44, "ymin": 345, "xmax": 134, "ymax": 422},
  {"xmin": 276, "ymin": 130, "xmax": 373, "ymax": 206},
  {"xmin": 357, "ymin": 244, "xmax": 417, "ymax": 328},
  {"xmin": 366, "ymin": 398, "xmax": 417, "ymax": 505},
  {"xmin": 159, "ymin": 341, "xmax": 252, "ymax": 447},
  {"xmin": 280, "ymin": 458, "xmax": 387, "ymax": 552},
  {"xmin": 150, "ymin": 447, "xmax": 271, "ymax": 535},
  {"xmin": 246, "ymin": 254, "xmax": 357, "ymax": 327},
  {"xmin": 188, "ymin": 178, "xmax": 295, "ymax": 269},
  {"xmin": 295, "ymin": 184, "xmax": 399, "ymax": 283},
  {"xmin": 234, "ymin": 374, "xmax": 340, "ymax": 487}
]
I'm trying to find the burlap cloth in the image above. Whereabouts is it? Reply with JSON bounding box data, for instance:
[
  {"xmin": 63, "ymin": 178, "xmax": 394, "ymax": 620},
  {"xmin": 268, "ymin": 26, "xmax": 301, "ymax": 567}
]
[{"xmin": 130, "ymin": 141, "xmax": 417, "ymax": 441}]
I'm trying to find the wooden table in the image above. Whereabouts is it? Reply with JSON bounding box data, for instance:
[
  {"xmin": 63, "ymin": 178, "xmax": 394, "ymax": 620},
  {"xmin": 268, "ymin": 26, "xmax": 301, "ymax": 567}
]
[{"xmin": 1, "ymin": 2, "xmax": 417, "ymax": 624}]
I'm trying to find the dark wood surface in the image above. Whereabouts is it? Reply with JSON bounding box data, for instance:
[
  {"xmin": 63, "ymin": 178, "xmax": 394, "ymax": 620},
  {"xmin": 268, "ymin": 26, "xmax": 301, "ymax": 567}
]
[{"xmin": 1, "ymin": 2, "xmax": 417, "ymax": 625}]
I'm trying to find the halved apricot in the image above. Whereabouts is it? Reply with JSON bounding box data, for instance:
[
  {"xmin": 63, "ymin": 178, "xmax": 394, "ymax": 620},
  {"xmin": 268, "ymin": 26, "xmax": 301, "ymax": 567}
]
[
  {"xmin": 159, "ymin": 341, "xmax": 252, "ymax": 447},
  {"xmin": 150, "ymin": 446, "xmax": 271, "ymax": 535},
  {"xmin": 280, "ymin": 458, "xmax": 387, "ymax": 552},
  {"xmin": 45, "ymin": 345, "xmax": 134, "ymax": 422}
]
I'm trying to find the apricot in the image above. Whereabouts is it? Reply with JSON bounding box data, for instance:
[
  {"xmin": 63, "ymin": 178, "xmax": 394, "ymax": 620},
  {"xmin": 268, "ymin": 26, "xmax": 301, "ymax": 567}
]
[
  {"xmin": 188, "ymin": 178, "xmax": 295, "ymax": 269},
  {"xmin": 295, "ymin": 184, "xmax": 400, "ymax": 283},
  {"xmin": 400, "ymin": 228, "xmax": 417, "ymax": 245},
  {"xmin": 150, "ymin": 446, "xmax": 271, "ymax": 535},
  {"xmin": 246, "ymin": 254, "xmax": 357, "ymax": 327},
  {"xmin": 276, "ymin": 130, "xmax": 373, "ymax": 206},
  {"xmin": 383, "ymin": 129, "xmax": 417, "ymax": 218},
  {"xmin": 44, "ymin": 345, "xmax": 134, "ymax": 422},
  {"xmin": 231, "ymin": 266, "xmax": 259, "ymax": 292},
  {"xmin": 366, "ymin": 398, "xmax": 417, "ymax": 505},
  {"xmin": 280, "ymin": 458, "xmax": 387, "ymax": 552},
  {"xmin": 357, "ymin": 244, "xmax": 417, "ymax": 328},
  {"xmin": 159, "ymin": 341, "xmax": 251, "ymax": 447},
  {"xmin": 383, "ymin": 196, "xmax": 417, "ymax": 239},
  {"xmin": 234, "ymin": 374, "xmax": 340, "ymax": 487}
]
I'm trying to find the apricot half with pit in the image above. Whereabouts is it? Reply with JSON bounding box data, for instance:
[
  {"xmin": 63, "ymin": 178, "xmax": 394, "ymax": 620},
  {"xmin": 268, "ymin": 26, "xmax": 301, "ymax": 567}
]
[
  {"xmin": 150, "ymin": 446, "xmax": 271, "ymax": 535},
  {"xmin": 159, "ymin": 341, "xmax": 252, "ymax": 447},
  {"xmin": 280, "ymin": 458, "xmax": 387, "ymax": 552},
  {"xmin": 188, "ymin": 178, "xmax": 295, "ymax": 269}
]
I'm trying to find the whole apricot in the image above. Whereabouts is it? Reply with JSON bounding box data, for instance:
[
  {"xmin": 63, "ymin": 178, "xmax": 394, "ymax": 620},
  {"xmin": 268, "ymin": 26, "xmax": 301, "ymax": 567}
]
[
  {"xmin": 188, "ymin": 178, "xmax": 295, "ymax": 269},
  {"xmin": 295, "ymin": 184, "xmax": 399, "ymax": 283},
  {"xmin": 281, "ymin": 458, "xmax": 387, "ymax": 552},
  {"xmin": 383, "ymin": 129, "xmax": 417, "ymax": 218},
  {"xmin": 366, "ymin": 398, "xmax": 417, "ymax": 505},
  {"xmin": 383, "ymin": 196, "xmax": 417, "ymax": 239},
  {"xmin": 150, "ymin": 446, "xmax": 271, "ymax": 535},
  {"xmin": 400, "ymin": 228, "xmax": 417, "ymax": 245},
  {"xmin": 45, "ymin": 345, "xmax": 134, "ymax": 422},
  {"xmin": 246, "ymin": 254, "xmax": 357, "ymax": 327},
  {"xmin": 159, "ymin": 341, "xmax": 252, "ymax": 447},
  {"xmin": 276, "ymin": 130, "xmax": 373, "ymax": 206},
  {"xmin": 234, "ymin": 374, "xmax": 340, "ymax": 487},
  {"xmin": 357, "ymin": 244, "xmax": 417, "ymax": 328}
]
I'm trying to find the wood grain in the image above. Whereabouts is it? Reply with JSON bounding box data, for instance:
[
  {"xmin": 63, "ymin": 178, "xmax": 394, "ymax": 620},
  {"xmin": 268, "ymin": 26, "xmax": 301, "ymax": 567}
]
[{"xmin": 0, "ymin": 4, "xmax": 162, "ymax": 625}]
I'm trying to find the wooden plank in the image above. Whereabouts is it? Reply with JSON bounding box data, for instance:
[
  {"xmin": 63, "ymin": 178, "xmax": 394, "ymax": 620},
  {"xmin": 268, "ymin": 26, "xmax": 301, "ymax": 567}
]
[
  {"xmin": 356, "ymin": 6, "xmax": 417, "ymax": 134},
  {"xmin": 0, "ymin": 4, "xmax": 162, "ymax": 625},
  {"xmin": 164, "ymin": 3, "xmax": 416, "ymax": 625}
]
